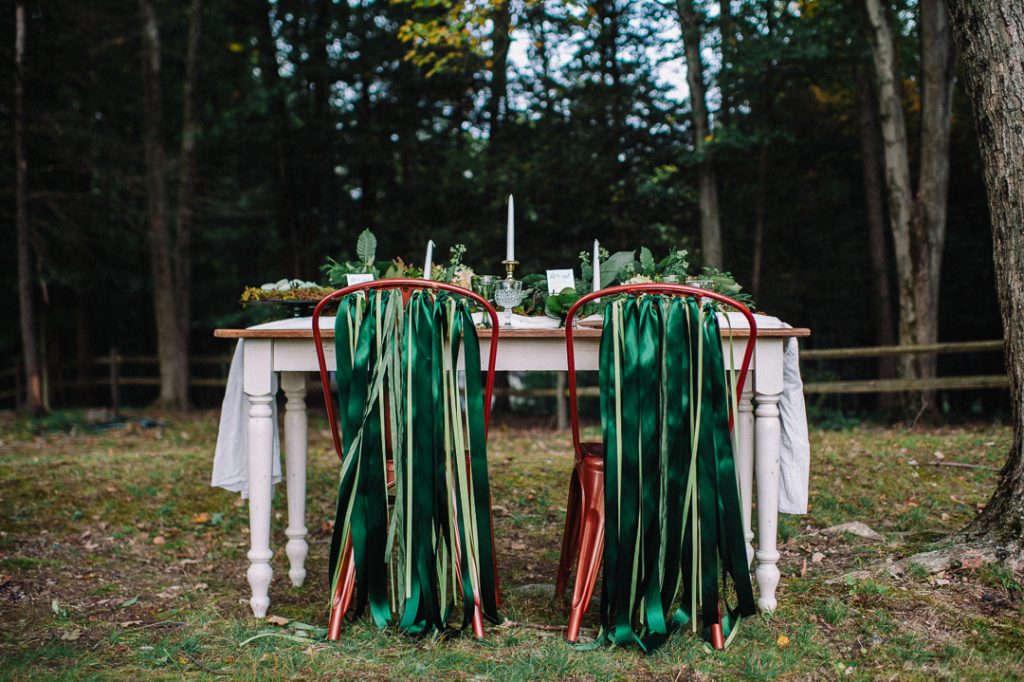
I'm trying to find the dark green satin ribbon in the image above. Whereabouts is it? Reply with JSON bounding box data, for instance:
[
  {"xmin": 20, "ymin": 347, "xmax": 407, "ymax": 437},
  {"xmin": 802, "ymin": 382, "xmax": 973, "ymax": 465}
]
[
  {"xmin": 596, "ymin": 294, "xmax": 755, "ymax": 653},
  {"xmin": 327, "ymin": 289, "xmax": 500, "ymax": 639}
]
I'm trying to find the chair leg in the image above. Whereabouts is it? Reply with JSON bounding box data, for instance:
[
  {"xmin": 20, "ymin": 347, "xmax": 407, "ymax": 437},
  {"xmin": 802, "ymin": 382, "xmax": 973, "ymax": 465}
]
[
  {"xmin": 565, "ymin": 460, "xmax": 604, "ymax": 643},
  {"xmin": 327, "ymin": 536, "xmax": 357, "ymax": 641},
  {"xmin": 555, "ymin": 469, "xmax": 583, "ymax": 599}
]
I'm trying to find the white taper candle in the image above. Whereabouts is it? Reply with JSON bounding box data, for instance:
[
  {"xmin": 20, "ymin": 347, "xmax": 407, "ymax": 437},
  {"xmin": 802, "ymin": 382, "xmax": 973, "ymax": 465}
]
[
  {"xmin": 593, "ymin": 239, "xmax": 601, "ymax": 292},
  {"xmin": 423, "ymin": 240, "xmax": 435, "ymax": 280},
  {"xmin": 506, "ymin": 195, "xmax": 515, "ymax": 261}
]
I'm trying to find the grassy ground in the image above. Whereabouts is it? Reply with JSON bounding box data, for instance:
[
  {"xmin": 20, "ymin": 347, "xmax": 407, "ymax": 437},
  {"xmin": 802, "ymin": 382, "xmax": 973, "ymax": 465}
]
[{"xmin": 0, "ymin": 410, "xmax": 1022, "ymax": 680}]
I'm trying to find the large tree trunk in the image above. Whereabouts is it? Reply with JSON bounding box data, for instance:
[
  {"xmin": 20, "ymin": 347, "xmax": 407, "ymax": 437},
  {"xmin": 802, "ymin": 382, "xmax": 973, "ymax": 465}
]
[
  {"xmin": 139, "ymin": 0, "xmax": 188, "ymax": 409},
  {"xmin": 173, "ymin": 0, "xmax": 202, "ymax": 409},
  {"xmin": 487, "ymin": 0, "xmax": 510, "ymax": 141},
  {"xmin": 15, "ymin": 0, "xmax": 43, "ymax": 415},
  {"xmin": 863, "ymin": 0, "xmax": 954, "ymax": 417},
  {"xmin": 676, "ymin": 0, "xmax": 722, "ymax": 269},
  {"xmin": 948, "ymin": 0, "xmax": 1024, "ymax": 558},
  {"xmin": 854, "ymin": 67, "xmax": 898, "ymax": 390}
]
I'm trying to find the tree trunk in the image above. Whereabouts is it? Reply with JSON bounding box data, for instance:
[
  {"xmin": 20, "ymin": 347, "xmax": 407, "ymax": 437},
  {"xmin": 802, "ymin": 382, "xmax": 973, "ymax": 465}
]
[
  {"xmin": 487, "ymin": 0, "xmax": 510, "ymax": 141},
  {"xmin": 863, "ymin": 0, "xmax": 954, "ymax": 417},
  {"xmin": 948, "ymin": 0, "xmax": 1024, "ymax": 557},
  {"xmin": 15, "ymin": 0, "xmax": 43, "ymax": 415},
  {"xmin": 676, "ymin": 0, "xmax": 722, "ymax": 269},
  {"xmin": 139, "ymin": 0, "xmax": 188, "ymax": 409},
  {"xmin": 854, "ymin": 67, "xmax": 898, "ymax": 389},
  {"xmin": 174, "ymin": 0, "xmax": 202, "ymax": 408},
  {"xmin": 751, "ymin": 144, "xmax": 768, "ymax": 300}
]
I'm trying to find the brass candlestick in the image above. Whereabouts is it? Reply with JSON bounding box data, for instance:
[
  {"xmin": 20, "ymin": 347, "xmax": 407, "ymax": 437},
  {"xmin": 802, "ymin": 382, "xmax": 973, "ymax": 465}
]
[{"xmin": 502, "ymin": 259, "xmax": 519, "ymax": 280}]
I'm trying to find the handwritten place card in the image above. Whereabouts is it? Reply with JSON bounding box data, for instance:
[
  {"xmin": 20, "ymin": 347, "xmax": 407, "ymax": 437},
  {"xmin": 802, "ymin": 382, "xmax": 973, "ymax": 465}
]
[
  {"xmin": 346, "ymin": 273, "xmax": 374, "ymax": 286},
  {"xmin": 546, "ymin": 269, "xmax": 575, "ymax": 294}
]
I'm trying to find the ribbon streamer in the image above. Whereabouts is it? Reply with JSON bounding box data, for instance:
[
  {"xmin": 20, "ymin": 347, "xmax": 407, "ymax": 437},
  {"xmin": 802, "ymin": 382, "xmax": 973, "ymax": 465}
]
[
  {"xmin": 327, "ymin": 290, "xmax": 501, "ymax": 637},
  {"xmin": 597, "ymin": 294, "xmax": 755, "ymax": 652}
]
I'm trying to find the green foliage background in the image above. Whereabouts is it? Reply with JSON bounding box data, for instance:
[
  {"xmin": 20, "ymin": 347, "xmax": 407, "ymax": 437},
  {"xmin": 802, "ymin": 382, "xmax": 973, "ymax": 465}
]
[{"xmin": 0, "ymin": 0, "xmax": 1004, "ymax": 406}]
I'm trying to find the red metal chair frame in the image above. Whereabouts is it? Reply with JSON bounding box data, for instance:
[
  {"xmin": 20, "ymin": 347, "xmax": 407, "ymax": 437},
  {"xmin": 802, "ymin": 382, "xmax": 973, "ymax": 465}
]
[
  {"xmin": 311, "ymin": 279, "xmax": 501, "ymax": 639},
  {"xmin": 556, "ymin": 283, "xmax": 757, "ymax": 645}
]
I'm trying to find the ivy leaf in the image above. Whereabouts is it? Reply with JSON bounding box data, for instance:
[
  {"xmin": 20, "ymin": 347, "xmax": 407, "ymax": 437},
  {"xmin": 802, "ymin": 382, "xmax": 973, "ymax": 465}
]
[{"xmin": 356, "ymin": 229, "xmax": 377, "ymax": 266}]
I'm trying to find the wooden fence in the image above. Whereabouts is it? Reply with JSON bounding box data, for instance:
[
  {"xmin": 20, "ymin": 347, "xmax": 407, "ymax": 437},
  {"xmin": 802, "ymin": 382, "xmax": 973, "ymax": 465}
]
[{"xmin": 0, "ymin": 339, "xmax": 1008, "ymax": 410}]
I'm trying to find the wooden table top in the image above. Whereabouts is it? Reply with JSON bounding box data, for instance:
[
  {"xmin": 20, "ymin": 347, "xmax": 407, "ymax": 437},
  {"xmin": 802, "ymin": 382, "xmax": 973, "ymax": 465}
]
[{"xmin": 214, "ymin": 326, "xmax": 811, "ymax": 340}]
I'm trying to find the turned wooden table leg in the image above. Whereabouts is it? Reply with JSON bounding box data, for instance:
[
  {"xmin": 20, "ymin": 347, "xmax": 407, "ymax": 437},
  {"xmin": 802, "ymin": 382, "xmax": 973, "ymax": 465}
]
[
  {"xmin": 736, "ymin": 386, "xmax": 756, "ymax": 567},
  {"xmin": 281, "ymin": 371, "xmax": 308, "ymax": 587},
  {"xmin": 244, "ymin": 339, "xmax": 274, "ymax": 618}
]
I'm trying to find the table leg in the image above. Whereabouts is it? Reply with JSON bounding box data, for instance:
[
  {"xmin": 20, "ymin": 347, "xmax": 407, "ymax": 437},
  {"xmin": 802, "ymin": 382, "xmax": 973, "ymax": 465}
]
[
  {"xmin": 754, "ymin": 390, "xmax": 782, "ymax": 614},
  {"xmin": 244, "ymin": 339, "xmax": 274, "ymax": 618},
  {"xmin": 246, "ymin": 392, "xmax": 275, "ymax": 618},
  {"xmin": 736, "ymin": 386, "xmax": 755, "ymax": 567},
  {"xmin": 281, "ymin": 372, "xmax": 308, "ymax": 587}
]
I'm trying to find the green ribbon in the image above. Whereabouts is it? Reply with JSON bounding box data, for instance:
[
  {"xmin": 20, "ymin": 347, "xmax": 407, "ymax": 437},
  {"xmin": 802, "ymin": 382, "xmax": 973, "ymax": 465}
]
[
  {"xmin": 327, "ymin": 289, "xmax": 500, "ymax": 639},
  {"xmin": 595, "ymin": 294, "xmax": 755, "ymax": 653}
]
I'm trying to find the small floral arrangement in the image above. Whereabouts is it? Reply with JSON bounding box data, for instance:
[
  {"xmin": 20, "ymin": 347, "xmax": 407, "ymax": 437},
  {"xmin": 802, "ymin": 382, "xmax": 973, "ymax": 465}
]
[{"xmin": 240, "ymin": 279, "xmax": 334, "ymax": 304}]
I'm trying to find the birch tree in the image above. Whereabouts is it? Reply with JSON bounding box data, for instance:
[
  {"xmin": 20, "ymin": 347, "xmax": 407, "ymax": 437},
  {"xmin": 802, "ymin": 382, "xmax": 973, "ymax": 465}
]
[{"xmin": 863, "ymin": 0, "xmax": 954, "ymax": 415}]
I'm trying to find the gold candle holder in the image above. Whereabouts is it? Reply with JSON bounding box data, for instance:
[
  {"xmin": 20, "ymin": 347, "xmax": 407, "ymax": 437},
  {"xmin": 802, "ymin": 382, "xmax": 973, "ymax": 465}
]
[{"xmin": 502, "ymin": 259, "xmax": 519, "ymax": 280}]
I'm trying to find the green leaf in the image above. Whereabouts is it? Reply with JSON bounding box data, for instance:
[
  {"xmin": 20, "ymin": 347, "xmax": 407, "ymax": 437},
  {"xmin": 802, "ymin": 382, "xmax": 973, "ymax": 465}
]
[
  {"xmin": 117, "ymin": 595, "xmax": 140, "ymax": 609},
  {"xmin": 600, "ymin": 250, "xmax": 636, "ymax": 288},
  {"xmin": 356, "ymin": 229, "xmax": 377, "ymax": 265},
  {"xmin": 639, "ymin": 246, "xmax": 655, "ymax": 275}
]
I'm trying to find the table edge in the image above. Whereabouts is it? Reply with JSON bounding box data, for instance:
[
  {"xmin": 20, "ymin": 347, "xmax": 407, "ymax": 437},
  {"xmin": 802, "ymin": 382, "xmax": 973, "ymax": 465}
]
[{"xmin": 214, "ymin": 327, "xmax": 812, "ymax": 339}]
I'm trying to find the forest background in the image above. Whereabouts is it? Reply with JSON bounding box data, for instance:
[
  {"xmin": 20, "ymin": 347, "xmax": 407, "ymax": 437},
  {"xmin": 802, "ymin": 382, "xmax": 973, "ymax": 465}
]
[{"xmin": 0, "ymin": 0, "xmax": 1006, "ymax": 413}]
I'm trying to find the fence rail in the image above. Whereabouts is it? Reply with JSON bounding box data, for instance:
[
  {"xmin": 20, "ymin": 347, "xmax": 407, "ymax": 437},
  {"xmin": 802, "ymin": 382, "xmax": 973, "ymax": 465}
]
[{"xmin": 0, "ymin": 339, "xmax": 1008, "ymax": 409}]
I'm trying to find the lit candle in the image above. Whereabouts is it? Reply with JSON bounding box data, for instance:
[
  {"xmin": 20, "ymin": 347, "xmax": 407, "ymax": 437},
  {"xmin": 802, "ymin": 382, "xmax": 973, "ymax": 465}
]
[
  {"xmin": 506, "ymin": 195, "xmax": 515, "ymax": 262},
  {"xmin": 592, "ymin": 239, "xmax": 601, "ymax": 292},
  {"xmin": 423, "ymin": 240, "xmax": 435, "ymax": 280}
]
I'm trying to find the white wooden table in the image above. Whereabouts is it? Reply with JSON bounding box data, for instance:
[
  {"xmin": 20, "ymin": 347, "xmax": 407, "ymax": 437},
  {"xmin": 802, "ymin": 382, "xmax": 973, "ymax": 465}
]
[{"xmin": 213, "ymin": 323, "xmax": 810, "ymax": 619}]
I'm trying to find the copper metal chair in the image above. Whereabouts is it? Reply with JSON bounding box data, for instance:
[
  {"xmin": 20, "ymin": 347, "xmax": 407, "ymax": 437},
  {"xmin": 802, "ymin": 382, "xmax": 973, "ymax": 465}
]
[
  {"xmin": 554, "ymin": 283, "xmax": 757, "ymax": 646},
  {"xmin": 312, "ymin": 278, "xmax": 501, "ymax": 640}
]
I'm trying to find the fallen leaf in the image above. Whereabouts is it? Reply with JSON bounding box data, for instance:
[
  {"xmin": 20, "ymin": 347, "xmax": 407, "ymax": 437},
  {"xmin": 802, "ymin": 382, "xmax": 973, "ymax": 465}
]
[
  {"xmin": 194, "ymin": 582, "xmax": 209, "ymax": 591},
  {"xmin": 119, "ymin": 620, "xmax": 143, "ymax": 627},
  {"xmin": 776, "ymin": 634, "xmax": 791, "ymax": 648},
  {"xmin": 191, "ymin": 512, "xmax": 211, "ymax": 524},
  {"xmin": 117, "ymin": 595, "xmax": 140, "ymax": 609},
  {"xmin": 156, "ymin": 585, "xmax": 184, "ymax": 599},
  {"xmin": 61, "ymin": 629, "xmax": 82, "ymax": 641},
  {"xmin": 812, "ymin": 552, "xmax": 825, "ymax": 563},
  {"xmin": 800, "ymin": 559, "xmax": 807, "ymax": 577},
  {"xmin": 266, "ymin": 614, "xmax": 290, "ymax": 626},
  {"xmin": 510, "ymin": 542, "xmax": 527, "ymax": 551},
  {"xmin": 152, "ymin": 535, "xmax": 166, "ymax": 545}
]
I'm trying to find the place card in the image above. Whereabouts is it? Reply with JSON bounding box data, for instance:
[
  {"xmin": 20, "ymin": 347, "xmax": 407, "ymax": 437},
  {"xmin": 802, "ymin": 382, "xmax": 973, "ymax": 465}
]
[
  {"xmin": 546, "ymin": 269, "xmax": 575, "ymax": 294},
  {"xmin": 346, "ymin": 273, "xmax": 374, "ymax": 286}
]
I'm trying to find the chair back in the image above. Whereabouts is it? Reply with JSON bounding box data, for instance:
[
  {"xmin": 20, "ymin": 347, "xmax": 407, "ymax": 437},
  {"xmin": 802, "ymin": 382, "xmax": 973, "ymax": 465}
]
[
  {"xmin": 564, "ymin": 283, "xmax": 757, "ymax": 456},
  {"xmin": 312, "ymin": 278, "xmax": 500, "ymax": 462}
]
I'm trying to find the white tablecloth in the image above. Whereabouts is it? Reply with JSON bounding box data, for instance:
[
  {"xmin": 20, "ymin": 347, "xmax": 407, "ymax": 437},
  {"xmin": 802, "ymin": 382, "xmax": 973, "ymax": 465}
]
[{"xmin": 211, "ymin": 312, "xmax": 810, "ymax": 514}]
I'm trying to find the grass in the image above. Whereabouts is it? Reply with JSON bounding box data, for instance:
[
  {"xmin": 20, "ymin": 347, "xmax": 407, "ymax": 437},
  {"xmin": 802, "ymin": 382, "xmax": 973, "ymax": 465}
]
[{"xmin": 0, "ymin": 410, "xmax": 1022, "ymax": 680}]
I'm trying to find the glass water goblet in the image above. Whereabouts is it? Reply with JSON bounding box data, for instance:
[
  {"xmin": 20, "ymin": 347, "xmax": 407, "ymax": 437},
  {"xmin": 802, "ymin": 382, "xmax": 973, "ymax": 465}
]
[
  {"xmin": 471, "ymin": 275, "xmax": 500, "ymax": 327},
  {"xmin": 493, "ymin": 279, "xmax": 524, "ymax": 327}
]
